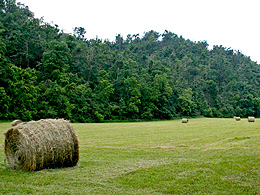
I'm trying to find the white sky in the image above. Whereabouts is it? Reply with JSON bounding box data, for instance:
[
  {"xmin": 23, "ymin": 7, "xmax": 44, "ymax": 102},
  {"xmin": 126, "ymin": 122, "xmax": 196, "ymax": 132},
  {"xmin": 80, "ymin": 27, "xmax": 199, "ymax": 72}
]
[{"xmin": 19, "ymin": 0, "xmax": 260, "ymax": 64}]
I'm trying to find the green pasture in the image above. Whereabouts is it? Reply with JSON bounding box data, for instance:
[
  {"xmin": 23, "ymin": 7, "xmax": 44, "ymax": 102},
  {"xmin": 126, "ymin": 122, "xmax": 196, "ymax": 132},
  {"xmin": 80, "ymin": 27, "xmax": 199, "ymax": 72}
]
[{"xmin": 0, "ymin": 118, "xmax": 260, "ymax": 194}]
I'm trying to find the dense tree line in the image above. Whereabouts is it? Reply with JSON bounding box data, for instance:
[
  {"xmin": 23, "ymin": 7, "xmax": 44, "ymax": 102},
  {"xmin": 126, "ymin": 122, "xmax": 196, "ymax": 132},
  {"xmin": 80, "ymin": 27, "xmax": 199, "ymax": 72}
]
[{"xmin": 1, "ymin": 0, "xmax": 260, "ymax": 122}]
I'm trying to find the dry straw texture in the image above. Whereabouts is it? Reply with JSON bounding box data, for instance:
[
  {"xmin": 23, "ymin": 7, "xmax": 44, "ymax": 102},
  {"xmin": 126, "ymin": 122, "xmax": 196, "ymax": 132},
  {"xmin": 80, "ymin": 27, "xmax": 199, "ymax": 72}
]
[{"xmin": 4, "ymin": 119, "xmax": 79, "ymax": 171}]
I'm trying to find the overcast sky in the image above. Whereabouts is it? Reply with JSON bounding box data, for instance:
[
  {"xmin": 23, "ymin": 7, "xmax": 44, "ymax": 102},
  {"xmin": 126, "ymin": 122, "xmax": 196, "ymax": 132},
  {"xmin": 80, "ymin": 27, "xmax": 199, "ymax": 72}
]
[{"xmin": 19, "ymin": 0, "xmax": 259, "ymax": 63}]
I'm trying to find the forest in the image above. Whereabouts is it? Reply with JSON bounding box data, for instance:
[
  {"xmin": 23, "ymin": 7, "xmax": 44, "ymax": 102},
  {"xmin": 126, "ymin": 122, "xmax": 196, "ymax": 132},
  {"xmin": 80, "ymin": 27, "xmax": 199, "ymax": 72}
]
[{"xmin": 1, "ymin": 0, "xmax": 260, "ymax": 122}]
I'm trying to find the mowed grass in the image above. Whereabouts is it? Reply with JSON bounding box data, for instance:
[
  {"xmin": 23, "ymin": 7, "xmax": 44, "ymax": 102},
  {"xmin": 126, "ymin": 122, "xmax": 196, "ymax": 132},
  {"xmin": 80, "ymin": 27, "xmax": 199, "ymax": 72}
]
[{"xmin": 0, "ymin": 118, "xmax": 260, "ymax": 194}]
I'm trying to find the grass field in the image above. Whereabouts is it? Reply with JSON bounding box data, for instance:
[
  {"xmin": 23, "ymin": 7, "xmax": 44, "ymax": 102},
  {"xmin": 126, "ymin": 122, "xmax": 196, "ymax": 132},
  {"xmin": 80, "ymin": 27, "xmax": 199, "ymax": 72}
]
[{"xmin": 0, "ymin": 118, "xmax": 260, "ymax": 194}]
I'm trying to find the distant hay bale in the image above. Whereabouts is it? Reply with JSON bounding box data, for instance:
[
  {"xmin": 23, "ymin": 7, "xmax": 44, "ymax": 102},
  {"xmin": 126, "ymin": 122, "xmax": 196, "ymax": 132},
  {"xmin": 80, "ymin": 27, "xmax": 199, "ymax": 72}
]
[
  {"xmin": 4, "ymin": 119, "xmax": 79, "ymax": 171},
  {"xmin": 248, "ymin": 117, "xmax": 255, "ymax": 122},
  {"xmin": 11, "ymin": 120, "xmax": 22, "ymax": 126},
  {"xmin": 182, "ymin": 118, "xmax": 188, "ymax": 123},
  {"xmin": 235, "ymin": 117, "xmax": 241, "ymax": 121}
]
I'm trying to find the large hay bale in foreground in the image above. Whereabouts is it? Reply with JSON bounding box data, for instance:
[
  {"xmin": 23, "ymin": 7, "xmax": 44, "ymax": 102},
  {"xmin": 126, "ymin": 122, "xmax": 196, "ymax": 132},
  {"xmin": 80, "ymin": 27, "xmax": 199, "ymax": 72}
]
[
  {"xmin": 248, "ymin": 117, "xmax": 255, "ymax": 122},
  {"xmin": 4, "ymin": 119, "xmax": 79, "ymax": 171},
  {"xmin": 182, "ymin": 118, "xmax": 188, "ymax": 123}
]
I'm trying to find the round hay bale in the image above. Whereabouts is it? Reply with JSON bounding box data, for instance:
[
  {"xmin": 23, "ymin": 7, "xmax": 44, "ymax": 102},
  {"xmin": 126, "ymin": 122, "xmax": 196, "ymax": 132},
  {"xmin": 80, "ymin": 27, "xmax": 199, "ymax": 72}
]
[
  {"xmin": 182, "ymin": 118, "xmax": 188, "ymax": 123},
  {"xmin": 4, "ymin": 119, "xmax": 79, "ymax": 171},
  {"xmin": 235, "ymin": 117, "xmax": 241, "ymax": 121},
  {"xmin": 11, "ymin": 120, "xmax": 23, "ymax": 126},
  {"xmin": 248, "ymin": 117, "xmax": 255, "ymax": 122}
]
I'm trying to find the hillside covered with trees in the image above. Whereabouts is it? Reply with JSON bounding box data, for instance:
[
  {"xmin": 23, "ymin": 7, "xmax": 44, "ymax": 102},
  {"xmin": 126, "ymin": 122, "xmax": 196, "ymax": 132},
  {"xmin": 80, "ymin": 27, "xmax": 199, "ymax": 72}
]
[{"xmin": 1, "ymin": 0, "xmax": 260, "ymax": 122}]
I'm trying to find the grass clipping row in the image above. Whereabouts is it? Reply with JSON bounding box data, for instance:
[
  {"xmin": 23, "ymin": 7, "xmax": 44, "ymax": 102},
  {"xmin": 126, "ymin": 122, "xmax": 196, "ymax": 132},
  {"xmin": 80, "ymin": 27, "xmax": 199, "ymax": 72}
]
[{"xmin": 4, "ymin": 119, "xmax": 79, "ymax": 171}]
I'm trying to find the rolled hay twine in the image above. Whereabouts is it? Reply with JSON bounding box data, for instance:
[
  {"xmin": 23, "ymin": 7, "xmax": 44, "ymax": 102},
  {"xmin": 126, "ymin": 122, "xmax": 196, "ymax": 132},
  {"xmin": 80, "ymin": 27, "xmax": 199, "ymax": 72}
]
[
  {"xmin": 4, "ymin": 119, "xmax": 79, "ymax": 171},
  {"xmin": 11, "ymin": 120, "xmax": 22, "ymax": 126}
]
